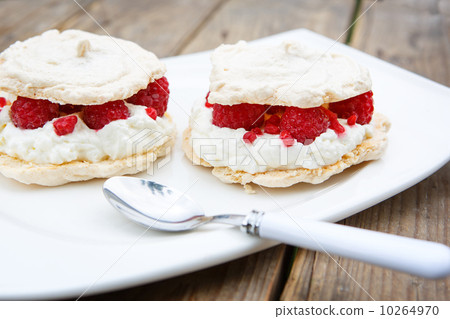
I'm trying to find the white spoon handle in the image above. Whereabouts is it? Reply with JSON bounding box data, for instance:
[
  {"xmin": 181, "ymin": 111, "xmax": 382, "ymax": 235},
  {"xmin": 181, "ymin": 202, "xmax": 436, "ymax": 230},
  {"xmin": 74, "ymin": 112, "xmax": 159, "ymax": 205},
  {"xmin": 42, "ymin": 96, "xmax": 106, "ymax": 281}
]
[{"xmin": 256, "ymin": 212, "xmax": 450, "ymax": 279}]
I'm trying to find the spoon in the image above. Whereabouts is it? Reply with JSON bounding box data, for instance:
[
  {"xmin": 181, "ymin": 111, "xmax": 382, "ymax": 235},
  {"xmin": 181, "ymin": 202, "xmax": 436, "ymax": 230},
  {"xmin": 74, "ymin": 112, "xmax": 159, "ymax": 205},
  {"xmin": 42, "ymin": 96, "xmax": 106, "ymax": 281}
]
[{"xmin": 103, "ymin": 176, "xmax": 450, "ymax": 279}]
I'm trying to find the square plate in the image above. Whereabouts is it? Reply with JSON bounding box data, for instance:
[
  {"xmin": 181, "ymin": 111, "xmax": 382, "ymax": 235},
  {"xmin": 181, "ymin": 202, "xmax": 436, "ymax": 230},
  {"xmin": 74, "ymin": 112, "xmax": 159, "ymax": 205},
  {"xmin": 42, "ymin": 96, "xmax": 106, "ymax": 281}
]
[{"xmin": 0, "ymin": 29, "xmax": 449, "ymax": 299}]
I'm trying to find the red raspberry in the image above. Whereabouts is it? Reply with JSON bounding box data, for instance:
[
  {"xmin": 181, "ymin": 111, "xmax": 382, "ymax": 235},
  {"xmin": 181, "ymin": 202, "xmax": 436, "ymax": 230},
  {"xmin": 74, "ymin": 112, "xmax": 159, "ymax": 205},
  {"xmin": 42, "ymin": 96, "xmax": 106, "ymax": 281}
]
[
  {"xmin": 243, "ymin": 131, "xmax": 257, "ymax": 144},
  {"xmin": 126, "ymin": 77, "xmax": 169, "ymax": 117},
  {"xmin": 328, "ymin": 91, "xmax": 374, "ymax": 125},
  {"xmin": 145, "ymin": 107, "xmax": 157, "ymax": 120},
  {"xmin": 266, "ymin": 105, "xmax": 286, "ymax": 114},
  {"xmin": 266, "ymin": 114, "xmax": 281, "ymax": 127},
  {"xmin": 323, "ymin": 108, "xmax": 345, "ymax": 135},
  {"xmin": 252, "ymin": 127, "xmax": 263, "ymax": 136},
  {"xmin": 205, "ymin": 92, "xmax": 213, "ymax": 108},
  {"xmin": 280, "ymin": 130, "xmax": 295, "ymax": 147},
  {"xmin": 280, "ymin": 106, "xmax": 330, "ymax": 145},
  {"xmin": 347, "ymin": 114, "xmax": 357, "ymax": 126},
  {"xmin": 60, "ymin": 104, "xmax": 83, "ymax": 115},
  {"xmin": 10, "ymin": 97, "xmax": 59, "ymax": 129},
  {"xmin": 212, "ymin": 103, "xmax": 266, "ymax": 131},
  {"xmin": 53, "ymin": 116, "xmax": 78, "ymax": 136},
  {"xmin": 0, "ymin": 97, "xmax": 6, "ymax": 109},
  {"xmin": 83, "ymin": 101, "xmax": 130, "ymax": 130},
  {"xmin": 264, "ymin": 123, "xmax": 280, "ymax": 135}
]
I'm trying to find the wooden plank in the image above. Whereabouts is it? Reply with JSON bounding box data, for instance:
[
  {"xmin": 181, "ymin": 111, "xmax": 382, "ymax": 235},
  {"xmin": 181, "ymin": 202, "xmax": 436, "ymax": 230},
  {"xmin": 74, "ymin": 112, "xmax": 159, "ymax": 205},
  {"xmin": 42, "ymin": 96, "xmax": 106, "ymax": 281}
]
[
  {"xmin": 179, "ymin": 0, "xmax": 355, "ymax": 54},
  {"xmin": 58, "ymin": 0, "xmax": 224, "ymax": 58},
  {"xmin": 0, "ymin": 0, "xmax": 223, "ymax": 58},
  {"xmin": 84, "ymin": 245, "xmax": 291, "ymax": 301},
  {"xmin": 282, "ymin": 0, "xmax": 449, "ymax": 300},
  {"xmin": 351, "ymin": 0, "xmax": 450, "ymax": 85},
  {"xmin": 279, "ymin": 249, "xmax": 316, "ymax": 300},
  {"xmin": 0, "ymin": 0, "xmax": 93, "ymax": 51}
]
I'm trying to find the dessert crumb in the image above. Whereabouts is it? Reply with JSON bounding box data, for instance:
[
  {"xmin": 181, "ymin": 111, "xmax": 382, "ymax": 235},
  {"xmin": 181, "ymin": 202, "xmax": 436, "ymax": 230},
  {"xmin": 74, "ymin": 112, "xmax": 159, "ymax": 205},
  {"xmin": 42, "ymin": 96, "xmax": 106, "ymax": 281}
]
[{"xmin": 244, "ymin": 184, "xmax": 256, "ymax": 194}]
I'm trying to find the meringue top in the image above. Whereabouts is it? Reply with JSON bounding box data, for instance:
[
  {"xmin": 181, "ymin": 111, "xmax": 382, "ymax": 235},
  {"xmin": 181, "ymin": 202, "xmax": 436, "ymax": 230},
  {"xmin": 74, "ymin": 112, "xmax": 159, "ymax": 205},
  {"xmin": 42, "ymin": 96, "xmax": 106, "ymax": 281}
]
[
  {"xmin": 208, "ymin": 41, "xmax": 372, "ymax": 108},
  {"xmin": 0, "ymin": 29, "xmax": 166, "ymax": 105}
]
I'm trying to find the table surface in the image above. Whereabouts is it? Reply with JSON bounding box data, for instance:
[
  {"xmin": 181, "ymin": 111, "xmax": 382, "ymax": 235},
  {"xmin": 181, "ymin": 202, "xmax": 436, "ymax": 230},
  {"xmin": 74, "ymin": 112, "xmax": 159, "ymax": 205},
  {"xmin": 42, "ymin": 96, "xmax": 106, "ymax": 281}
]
[{"xmin": 0, "ymin": 0, "xmax": 448, "ymax": 301}]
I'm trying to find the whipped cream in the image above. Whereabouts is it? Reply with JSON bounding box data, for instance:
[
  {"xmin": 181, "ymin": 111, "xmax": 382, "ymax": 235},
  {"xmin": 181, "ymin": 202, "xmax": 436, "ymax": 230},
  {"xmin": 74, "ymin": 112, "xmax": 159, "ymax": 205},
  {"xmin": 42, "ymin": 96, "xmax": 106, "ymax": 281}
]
[
  {"xmin": 0, "ymin": 101, "xmax": 175, "ymax": 164},
  {"xmin": 189, "ymin": 99, "xmax": 373, "ymax": 174}
]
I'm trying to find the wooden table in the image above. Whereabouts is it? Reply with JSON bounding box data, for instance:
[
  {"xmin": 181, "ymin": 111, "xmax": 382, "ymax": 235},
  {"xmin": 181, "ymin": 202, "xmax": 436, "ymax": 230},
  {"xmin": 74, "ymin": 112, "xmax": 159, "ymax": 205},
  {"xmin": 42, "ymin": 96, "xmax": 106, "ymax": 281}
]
[{"xmin": 1, "ymin": 0, "xmax": 448, "ymax": 300}]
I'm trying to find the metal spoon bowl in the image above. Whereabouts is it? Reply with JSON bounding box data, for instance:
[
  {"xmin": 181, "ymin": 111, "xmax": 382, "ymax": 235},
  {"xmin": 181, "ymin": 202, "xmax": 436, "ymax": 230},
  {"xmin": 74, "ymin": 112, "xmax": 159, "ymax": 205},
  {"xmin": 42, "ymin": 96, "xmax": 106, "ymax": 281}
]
[{"xmin": 104, "ymin": 177, "xmax": 213, "ymax": 231}]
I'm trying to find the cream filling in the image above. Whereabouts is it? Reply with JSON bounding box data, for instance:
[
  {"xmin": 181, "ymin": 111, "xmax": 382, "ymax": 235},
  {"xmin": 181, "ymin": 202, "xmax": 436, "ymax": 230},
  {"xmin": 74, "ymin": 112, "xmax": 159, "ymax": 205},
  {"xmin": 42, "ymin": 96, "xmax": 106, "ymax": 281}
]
[
  {"xmin": 189, "ymin": 99, "xmax": 373, "ymax": 174},
  {"xmin": 0, "ymin": 100, "xmax": 175, "ymax": 165}
]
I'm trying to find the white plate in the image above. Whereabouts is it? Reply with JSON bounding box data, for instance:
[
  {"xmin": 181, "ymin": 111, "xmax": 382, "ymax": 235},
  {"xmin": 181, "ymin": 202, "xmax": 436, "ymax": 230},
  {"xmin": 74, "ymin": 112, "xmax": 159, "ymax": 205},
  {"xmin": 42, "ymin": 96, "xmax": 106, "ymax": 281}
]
[{"xmin": 0, "ymin": 29, "xmax": 449, "ymax": 300}]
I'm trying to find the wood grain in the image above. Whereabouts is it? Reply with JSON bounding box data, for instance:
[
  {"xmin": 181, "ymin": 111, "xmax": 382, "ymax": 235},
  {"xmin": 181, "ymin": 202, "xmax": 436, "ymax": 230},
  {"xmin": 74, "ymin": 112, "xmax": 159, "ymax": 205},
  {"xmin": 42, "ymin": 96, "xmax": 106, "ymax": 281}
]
[
  {"xmin": 180, "ymin": 0, "xmax": 355, "ymax": 54},
  {"xmin": 351, "ymin": 0, "xmax": 450, "ymax": 85},
  {"xmin": 0, "ymin": 0, "xmax": 93, "ymax": 51},
  {"xmin": 58, "ymin": 0, "xmax": 224, "ymax": 58},
  {"xmin": 281, "ymin": 0, "xmax": 450, "ymax": 301},
  {"xmin": 84, "ymin": 245, "xmax": 291, "ymax": 301}
]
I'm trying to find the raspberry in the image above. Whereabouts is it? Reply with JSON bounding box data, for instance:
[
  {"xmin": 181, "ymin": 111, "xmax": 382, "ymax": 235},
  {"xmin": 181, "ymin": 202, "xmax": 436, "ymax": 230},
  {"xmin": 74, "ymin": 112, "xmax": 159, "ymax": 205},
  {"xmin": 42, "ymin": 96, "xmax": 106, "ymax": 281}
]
[
  {"xmin": 10, "ymin": 97, "xmax": 59, "ymax": 129},
  {"xmin": 83, "ymin": 100, "xmax": 130, "ymax": 130},
  {"xmin": 323, "ymin": 108, "xmax": 345, "ymax": 135},
  {"xmin": 243, "ymin": 131, "xmax": 257, "ymax": 144},
  {"xmin": 145, "ymin": 107, "xmax": 157, "ymax": 120},
  {"xmin": 205, "ymin": 92, "xmax": 213, "ymax": 108},
  {"xmin": 264, "ymin": 123, "xmax": 280, "ymax": 135},
  {"xmin": 266, "ymin": 114, "xmax": 281, "ymax": 127},
  {"xmin": 0, "ymin": 97, "xmax": 6, "ymax": 109},
  {"xmin": 280, "ymin": 106, "xmax": 330, "ymax": 145},
  {"xmin": 328, "ymin": 91, "xmax": 374, "ymax": 125},
  {"xmin": 126, "ymin": 77, "xmax": 169, "ymax": 117},
  {"xmin": 60, "ymin": 104, "xmax": 83, "ymax": 115},
  {"xmin": 212, "ymin": 103, "xmax": 266, "ymax": 130},
  {"xmin": 53, "ymin": 116, "xmax": 77, "ymax": 136},
  {"xmin": 252, "ymin": 127, "xmax": 263, "ymax": 136},
  {"xmin": 266, "ymin": 105, "xmax": 286, "ymax": 114},
  {"xmin": 280, "ymin": 130, "xmax": 295, "ymax": 147},
  {"xmin": 347, "ymin": 114, "xmax": 357, "ymax": 126}
]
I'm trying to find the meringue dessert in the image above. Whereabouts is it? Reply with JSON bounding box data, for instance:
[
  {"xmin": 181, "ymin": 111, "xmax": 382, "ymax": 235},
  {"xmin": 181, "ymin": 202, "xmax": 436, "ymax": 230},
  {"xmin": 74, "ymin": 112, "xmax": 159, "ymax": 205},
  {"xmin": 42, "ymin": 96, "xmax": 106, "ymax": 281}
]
[
  {"xmin": 0, "ymin": 29, "xmax": 176, "ymax": 186},
  {"xmin": 183, "ymin": 41, "xmax": 390, "ymax": 187}
]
